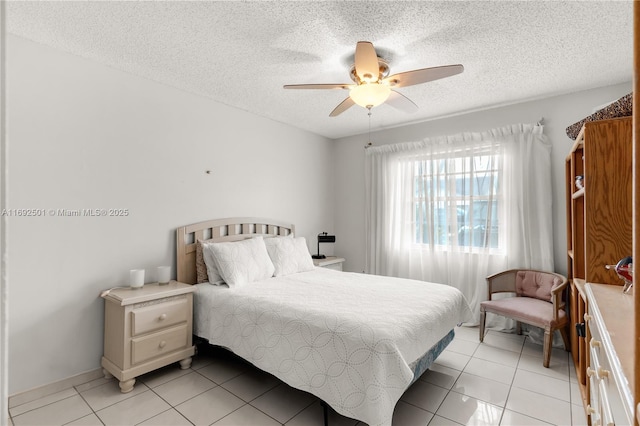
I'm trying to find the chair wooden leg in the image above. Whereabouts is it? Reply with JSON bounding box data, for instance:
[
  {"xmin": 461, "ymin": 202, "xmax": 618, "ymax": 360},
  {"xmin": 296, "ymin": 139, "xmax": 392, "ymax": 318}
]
[
  {"xmin": 479, "ymin": 310, "xmax": 486, "ymax": 342},
  {"xmin": 543, "ymin": 328, "xmax": 552, "ymax": 368},
  {"xmin": 559, "ymin": 326, "xmax": 570, "ymax": 351}
]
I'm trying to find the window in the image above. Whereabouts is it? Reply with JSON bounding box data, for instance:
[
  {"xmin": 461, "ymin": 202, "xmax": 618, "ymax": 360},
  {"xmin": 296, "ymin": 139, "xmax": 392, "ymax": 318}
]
[
  {"xmin": 366, "ymin": 124, "xmax": 552, "ymax": 318},
  {"xmin": 411, "ymin": 144, "xmax": 502, "ymax": 251}
]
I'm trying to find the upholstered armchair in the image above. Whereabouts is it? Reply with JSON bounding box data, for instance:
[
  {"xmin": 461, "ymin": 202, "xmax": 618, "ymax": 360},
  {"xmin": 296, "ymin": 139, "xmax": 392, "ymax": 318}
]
[{"xmin": 479, "ymin": 269, "xmax": 570, "ymax": 367}]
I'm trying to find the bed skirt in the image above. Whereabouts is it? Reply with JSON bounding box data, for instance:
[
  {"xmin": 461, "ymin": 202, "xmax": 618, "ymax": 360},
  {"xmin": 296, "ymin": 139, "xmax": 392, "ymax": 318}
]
[{"xmin": 409, "ymin": 328, "xmax": 455, "ymax": 384}]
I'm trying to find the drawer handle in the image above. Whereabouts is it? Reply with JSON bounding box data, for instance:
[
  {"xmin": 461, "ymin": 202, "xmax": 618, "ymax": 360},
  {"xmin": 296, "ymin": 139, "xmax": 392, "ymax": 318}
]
[
  {"xmin": 586, "ymin": 367, "xmax": 596, "ymax": 377},
  {"xmin": 159, "ymin": 314, "xmax": 167, "ymax": 321},
  {"xmin": 584, "ymin": 313, "xmax": 592, "ymax": 322},
  {"xmin": 159, "ymin": 340, "xmax": 167, "ymax": 349},
  {"xmin": 590, "ymin": 338, "xmax": 601, "ymax": 348}
]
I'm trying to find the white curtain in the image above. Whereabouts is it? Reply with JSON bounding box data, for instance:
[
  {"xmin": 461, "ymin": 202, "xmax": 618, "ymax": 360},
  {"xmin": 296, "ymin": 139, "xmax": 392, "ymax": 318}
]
[{"xmin": 365, "ymin": 124, "xmax": 554, "ymax": 327}]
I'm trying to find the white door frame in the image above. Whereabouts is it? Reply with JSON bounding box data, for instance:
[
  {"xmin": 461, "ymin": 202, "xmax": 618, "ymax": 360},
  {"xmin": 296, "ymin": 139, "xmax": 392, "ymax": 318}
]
[{"xmin": 1, "ymin": 0, "xmax": 9, "ymax": 421}]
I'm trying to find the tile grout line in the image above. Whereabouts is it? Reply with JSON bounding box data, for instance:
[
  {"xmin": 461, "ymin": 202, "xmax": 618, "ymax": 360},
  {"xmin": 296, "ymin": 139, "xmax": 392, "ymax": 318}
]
[
  {"xmin": 506, "ymin": 336, "xmax": 573, "ymax": 425},
  {"xmin": 71, "ymin": 386, "xmax": 105, "ymax": 426},
  {"xmin": 145, "ymin": 384, "xmax": 197, "ymax": 425},
  {"xmin": 429, "ymin": 348, "xmax": 473, "ymax": 425},
  {"xmin": 11, "ymin": 392, "xmax": 85, "ymax": 424},
  {"xmin": 207, "ymin": 376, "xmax": 286, "ymax": 425},
  {"xmin": 497, "ymin": 336, "xmax": 525, "ymax": 426}
]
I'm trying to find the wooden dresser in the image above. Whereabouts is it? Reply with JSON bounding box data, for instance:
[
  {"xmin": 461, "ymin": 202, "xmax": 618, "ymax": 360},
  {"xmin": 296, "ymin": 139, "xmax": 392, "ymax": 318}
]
[
  {"xmin": 585, "ymin": 283, "xmax": 634, "ymax": 425},
  {"xmin": 565, "ymin": 117, "xmax": 634, "ymax": 423}
]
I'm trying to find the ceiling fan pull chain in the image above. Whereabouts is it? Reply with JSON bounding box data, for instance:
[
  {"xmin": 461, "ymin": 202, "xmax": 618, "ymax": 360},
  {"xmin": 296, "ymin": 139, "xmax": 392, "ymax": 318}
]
[{"xmin": 365, "ymin": 106, "xmax": 373, "ymax": 148}]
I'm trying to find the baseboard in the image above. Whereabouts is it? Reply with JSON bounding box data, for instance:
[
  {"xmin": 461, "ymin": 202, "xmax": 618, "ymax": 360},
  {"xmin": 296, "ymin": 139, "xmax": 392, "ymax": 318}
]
[{"xmin": 9, "ymin": 368, "xmax": 103, "ymax": 408}]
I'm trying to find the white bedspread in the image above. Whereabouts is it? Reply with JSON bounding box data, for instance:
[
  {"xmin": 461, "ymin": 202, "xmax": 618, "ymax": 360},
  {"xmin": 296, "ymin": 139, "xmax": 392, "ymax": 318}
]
[{"xmin": 194, "ymin": 268, "xmax": 472, "ymax": 426}]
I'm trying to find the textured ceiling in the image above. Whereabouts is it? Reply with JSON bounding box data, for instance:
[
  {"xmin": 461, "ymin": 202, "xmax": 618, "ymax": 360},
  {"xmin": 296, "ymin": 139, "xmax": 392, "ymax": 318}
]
[{"xmin": 6, "ymin": 1, "xmax": 634, "ymax": 139}]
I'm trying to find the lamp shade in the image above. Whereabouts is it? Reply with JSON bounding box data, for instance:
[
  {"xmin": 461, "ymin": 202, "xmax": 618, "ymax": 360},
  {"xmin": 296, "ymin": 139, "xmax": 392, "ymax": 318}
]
[
  {"xmin": 313, "ymin": 232, "xmax": 336, "ymax": 259},
  {"xmin": 318, "ymin": 234, "xmax": 336, "ymax": 243},
  {"xmin": 349, "ymin": 83, "xmax": 391, "ymax": 108}
]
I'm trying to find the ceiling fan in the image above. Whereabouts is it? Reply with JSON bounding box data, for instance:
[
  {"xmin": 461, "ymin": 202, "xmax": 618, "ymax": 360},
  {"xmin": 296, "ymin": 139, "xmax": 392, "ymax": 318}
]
[{"xmin": 284, "ymin": 41, "xmax": 464, "ymax": 117}]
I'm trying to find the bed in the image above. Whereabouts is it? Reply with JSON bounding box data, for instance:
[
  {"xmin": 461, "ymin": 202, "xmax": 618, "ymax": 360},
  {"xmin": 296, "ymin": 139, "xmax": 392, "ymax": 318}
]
[{"xmin": 176, "ymin": 217, "xmax": 472, "ymax": 426}]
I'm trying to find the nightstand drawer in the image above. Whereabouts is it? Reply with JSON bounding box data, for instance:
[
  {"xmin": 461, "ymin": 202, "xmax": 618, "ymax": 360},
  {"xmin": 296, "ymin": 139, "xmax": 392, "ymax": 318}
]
[
  {"xmin": 131, "ymin": 297, "xmax": 188, "ymax": 336},
  {"xmin": 131, "ymin": 324, "xmax": 189, "ymax": 365}
]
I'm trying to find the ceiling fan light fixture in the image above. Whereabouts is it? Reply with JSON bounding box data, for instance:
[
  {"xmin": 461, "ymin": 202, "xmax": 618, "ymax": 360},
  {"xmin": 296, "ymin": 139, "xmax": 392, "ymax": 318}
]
[
  {"xmin": 349, "ymin": 83, "xmax": 391, "ymax": 108},
  {"xmin": 284, "ymin": 41, "xmax": 463, "ymax": 116}
]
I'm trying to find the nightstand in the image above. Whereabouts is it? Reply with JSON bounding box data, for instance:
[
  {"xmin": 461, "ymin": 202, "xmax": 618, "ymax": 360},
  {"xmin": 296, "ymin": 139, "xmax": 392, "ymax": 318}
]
[
  {"xmin": 101, "ymin": 281, "xmax": 196, "ymax": 393},
  {"xmin": 313, "ymin": 256, "xmax": 345, "ymax": 271}
]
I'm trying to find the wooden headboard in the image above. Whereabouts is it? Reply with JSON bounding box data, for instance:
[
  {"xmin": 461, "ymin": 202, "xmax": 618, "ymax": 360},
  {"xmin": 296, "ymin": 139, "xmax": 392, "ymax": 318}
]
[{"xmin": 176, "ymin": 217, "xmax": 295, "ymax": 284}]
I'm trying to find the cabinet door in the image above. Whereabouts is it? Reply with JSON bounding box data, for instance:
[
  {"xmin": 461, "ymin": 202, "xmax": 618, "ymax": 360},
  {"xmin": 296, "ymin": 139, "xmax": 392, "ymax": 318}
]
[{"xmin": 583, "ymin": 118, "xmax": 632, "ymax": 285}]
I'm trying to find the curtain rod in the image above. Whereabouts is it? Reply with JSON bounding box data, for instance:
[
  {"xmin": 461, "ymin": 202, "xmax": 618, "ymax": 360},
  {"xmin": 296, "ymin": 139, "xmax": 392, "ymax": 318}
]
[{"xmin": 364, "ymin": 118, "xmax": 546, "ymax": 150}]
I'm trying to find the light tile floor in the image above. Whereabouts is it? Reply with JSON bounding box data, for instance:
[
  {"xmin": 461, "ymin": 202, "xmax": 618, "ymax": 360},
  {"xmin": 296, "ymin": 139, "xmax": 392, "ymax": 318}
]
[{"xmin": 8, "ymin": 326, "xmax": 588, "ymax": 425}]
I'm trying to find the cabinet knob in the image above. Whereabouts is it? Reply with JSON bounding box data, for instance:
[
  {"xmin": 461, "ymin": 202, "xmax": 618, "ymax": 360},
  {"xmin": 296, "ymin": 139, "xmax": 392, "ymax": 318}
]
[
  {"xmin": 590, "ymin": 338, "xmax": 601, "ymax": 348},
  {"xmin": 597, "ymin": 367, "xmax": 609, "ymax": 378},
  {"xmin": 586, "ymin": 367, "xmax": 596, "ymax": 377},
  {"xmin": 586, "ymin": 404, "xmax": 596, "ymax": 415},
  {"xmin": 159, "ymin": 340, "xmax": 167, "ymax": 349},
  {"xmin": 159, "ymin": 314, "xmax": 167, "ymax": 321},
  {"xmin": 584, "ymin": 313, "xmax": 592, "ymax": 322}
]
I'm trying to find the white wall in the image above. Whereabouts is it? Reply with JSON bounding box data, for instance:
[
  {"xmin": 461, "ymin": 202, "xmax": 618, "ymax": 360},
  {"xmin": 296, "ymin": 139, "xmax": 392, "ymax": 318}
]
[
  {"xmin": 6, "ymin": 35, "xmax": 335, "ymax": 395},
  {"xmin": 333, "ymin": 82, "xmax": 632, "ymax": 276}
]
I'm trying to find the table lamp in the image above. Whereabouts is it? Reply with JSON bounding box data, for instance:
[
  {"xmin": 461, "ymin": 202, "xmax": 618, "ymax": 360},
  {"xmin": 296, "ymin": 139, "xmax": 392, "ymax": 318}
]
[{"xmin": 312, "ymin": 232, "xmax": 335, "ymax": 259}]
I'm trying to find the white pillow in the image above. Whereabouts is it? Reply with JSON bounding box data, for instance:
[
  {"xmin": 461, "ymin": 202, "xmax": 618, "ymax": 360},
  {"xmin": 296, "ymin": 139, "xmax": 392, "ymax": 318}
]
[
  {"xmin": 264, "ymin": 236, "xmax": 315, "ymax": 277},
  {"xmin": 201, "ymin": 241, "xmax": 225, "ymax": 285},
  {"xmin": 204, "ymin": 236, "xmax": 275, "ymax": 288}
]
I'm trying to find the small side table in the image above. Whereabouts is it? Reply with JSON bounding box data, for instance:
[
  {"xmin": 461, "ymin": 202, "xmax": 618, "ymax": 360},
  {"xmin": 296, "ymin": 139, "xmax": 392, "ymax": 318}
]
[
  {"xmin": 313, "ymin": 256, "xmax": 345, "ymax": 271},
  {"xmin": 101, "ymin": 281, "xmax": 196, "ymax": 393}
]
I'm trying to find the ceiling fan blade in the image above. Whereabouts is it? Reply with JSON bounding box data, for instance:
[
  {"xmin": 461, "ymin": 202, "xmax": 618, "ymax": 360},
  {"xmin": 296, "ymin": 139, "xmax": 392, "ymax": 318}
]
[
  {"xmin": 354, "ymin": 41, "xmax": 380, "ymax": 83},
  {"xmin": 384, "ymin": 64, "xmax": 464, "ymax": 88},
  {"xmin": 387, "ymin": 90, "xmax": 418, "ymax": 113},
  {"xmin": 283, "ymin": 83, "xmax": 351, "ymax": 90},
  {"xmin": 329, "ymin": 97, "xmax": 355, "ymax": 117}
]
